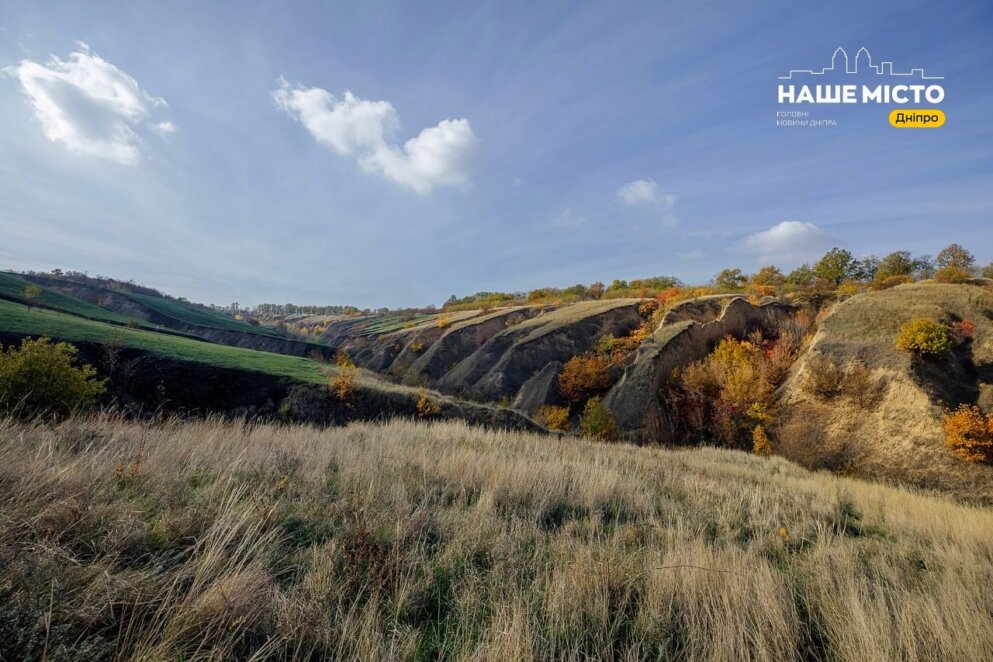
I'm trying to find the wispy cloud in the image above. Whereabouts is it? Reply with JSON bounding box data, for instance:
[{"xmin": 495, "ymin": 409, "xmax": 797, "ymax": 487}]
[
  {"xmin": 617, "ymin": 178, "xmax": 677, "ymax": 227},
  {"xmin": 3, "ymin": 43, "xmax": 171, "ymax": 164},
  {"xmin": 272, "ymin": 78, "xmax": 477, "ymax": 194}
]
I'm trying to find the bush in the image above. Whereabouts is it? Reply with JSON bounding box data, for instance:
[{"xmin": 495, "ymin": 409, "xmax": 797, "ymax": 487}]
[
  {"xmin": 436, "ymin": 315, "xmax": 452, "ymax": 330},
  {"xmin": 558, "ymin": 354, "xmax": 611, "ymax": 404},
  {"xmin": 895, "ymin": 319, "xmax": 953, "ymax": 355},
  {"xmin": 944, "ymin": 404, "xmax": 993, "ymax": 464},
  {"xmin": 536, "ymin": 405, "xmax": 571, "ymax": 431},
  {"xmin": 934, "ymin": 266, "xmax": 972, "ymax": 284},
  {"xmin": 0, "ymin": 337, "xmax": 106, "ymax": 419},
  {"xmin": 416, "ymin": 388, "xmax": 440, "ymax": 417},
  {"xmin": 951, "ymin": 319, "xmax": 976, "ymax": 343},
  {"xmin": 802, "ymin": 355, "xmax": 846, "ymax": 400},
  {"xmin": 842, "ymin": 362, "xmax": 878, "ymax": 409},
  {"xmin": 579, "ymin": 397, "xmax": 618, "ymax": 441}
]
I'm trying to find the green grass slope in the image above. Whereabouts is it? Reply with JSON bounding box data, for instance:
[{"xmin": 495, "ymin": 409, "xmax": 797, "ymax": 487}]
[
  {"xmin": 0, "ymin": 272, "xmax": 142, "ymax": 326},
  {"xmin": 0, "ymin": 299, "xmax": 323, "ymax": 383}
]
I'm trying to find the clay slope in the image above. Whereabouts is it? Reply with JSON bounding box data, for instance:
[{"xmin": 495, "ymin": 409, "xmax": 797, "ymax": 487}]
[
  {"xmin": 777, "ymin": 282, "xmax": 993, "ymax": 503},
  {"xmin": 439, "ymin": 299, "xmax": 644, "ymax": 400},
  {"xmin": 604, "ymin": 297, "xmax": 795, "ymax": 437}
]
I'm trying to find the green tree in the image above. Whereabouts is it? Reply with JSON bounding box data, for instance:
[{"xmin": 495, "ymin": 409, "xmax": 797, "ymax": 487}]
[
  {"xmin": 853, "ymin": 255, "xmax": 880, "ymax": 281},
  {"xmin": 936, "ymin": 243, "xmax": 975, "ymax": 270},
  {"xmin": 0, "ymin": 337, "xmax": 106, "ymax": 420},
  {"xmin": 876, "ymin": 251, "xmax": 917, "ymax": 279},
  {"xmin": 982, "ymin": 262, "xmax": 993, "ymax": 280},
  {"xmin": 786, "ymin": 264, "xmax": 815, "ymax": 286},
  {"xmin": 914, "ymin": 255, "xmax": 936, "ymax": 279},
  {"xmin": 713, "ymin": 268, "xmax": 747, "ymax": 291},
  {"xmin": 813, "ymin": 248, "xmax": 857, "ymax": 285},
  {"xmin": 579, "ymin": 396, "xmax": 619, "ymax": 441}
]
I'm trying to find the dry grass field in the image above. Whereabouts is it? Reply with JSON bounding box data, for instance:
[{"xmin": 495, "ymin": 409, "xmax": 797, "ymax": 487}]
[{"xmin": 2, "ymin": 416, "xmax": 993, "ymax": 660}]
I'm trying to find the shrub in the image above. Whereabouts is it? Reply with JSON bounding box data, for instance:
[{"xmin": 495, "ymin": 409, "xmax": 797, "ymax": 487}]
[
  {"xmin": 934, "ymin": 266, "xmax": 972, "ymax": 284},
  {"xmin": 416, "ymin": 388, "xmax": 440, "ymax": 417},
  {"xmin": 982, "ymin": 262, "xmax": 993, "ymax": 280},
  {"xmin": 752, "ymin": 425, "xmax": 773, "ymax": 456},
  {"xmin": 579, "ymin": 397, "xmax": 618, "ymax": 441},
  {"xmin": 842, "ymin": 362, "xmax": 877, "ymax": 409},
  {"xmin": 943, "ymin": 404, "xmax": 993, "ymax": 464},
  {"xmin": 558, "ymin": 354, "xmax": 611, "ymax": 404},
  {"xmin": 0, "ymin": 337, "xmax": 106, "ymax": 419},
  {"xmin": 330, "ymin": 353, "xmax": 356, "ymax": 401},
  {"xmin": 595, "ymin": 334, "xmax": 617, "ymax": 356},
  {"xmin": 895, "ymin": 319, "xmax": 953, "ymax": 355},
  {"xmin": 835, "ymin": 281, "xmax": 863, "ymax": 297},
  {"xmin": 436, "ymin": 315, "xmax": 452, "ymax": 330},
  {"xmin": 536, "ymin": 405, "xmax": 571, "ymax": 431},
  {"xmin": 802, "ymin": 355, "xmax": 846, "ymax": 400},
  {"xmin": 951, "ymin": 319, "xmax": 976, "ymax": 343},
  {"xmin": 410, "ymin": 340, "xmax": 426, "ymax": 353}
]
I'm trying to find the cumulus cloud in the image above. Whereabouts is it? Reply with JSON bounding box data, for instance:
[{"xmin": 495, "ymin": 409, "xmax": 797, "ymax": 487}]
[
  {"xmin": 273, "ymin": 78, "xmax": 477, "ymax": 194},
  {"xmin": 617, "ymin": 178, "xmax": 677, "ymax": 227},
  {"xmin": 3, "ymin": 44, "xmax": 171, "ymax": 164},
  {"xmin": 735, "ymin": 221, "xmax": 834, "ymax": 263}
]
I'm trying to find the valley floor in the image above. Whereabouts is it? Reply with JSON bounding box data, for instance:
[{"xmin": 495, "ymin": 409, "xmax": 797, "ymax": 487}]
[{"xmin": 2, "ymin": 417, "xmax": 992, "ymax": 660}]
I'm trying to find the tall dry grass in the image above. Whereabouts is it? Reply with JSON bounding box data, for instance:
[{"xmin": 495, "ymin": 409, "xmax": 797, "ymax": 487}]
[{"xmin": 1, "ymin": 415, "xmax": 992, "ymax": 660}]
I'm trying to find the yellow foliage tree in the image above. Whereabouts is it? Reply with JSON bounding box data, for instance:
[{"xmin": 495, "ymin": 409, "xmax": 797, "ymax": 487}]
[{"xmin": 752, "ymin": 425, "xmax": 773, "ymax": 456}]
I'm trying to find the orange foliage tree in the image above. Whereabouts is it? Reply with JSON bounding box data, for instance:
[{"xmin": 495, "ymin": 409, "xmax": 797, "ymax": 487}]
[
  {"xmin": 944, "ymin": 404, "xmax": 993, "ymax": 464},
  {"xmin": 558, "ymin": 354, "xmax": 611, "ymax": 404}
]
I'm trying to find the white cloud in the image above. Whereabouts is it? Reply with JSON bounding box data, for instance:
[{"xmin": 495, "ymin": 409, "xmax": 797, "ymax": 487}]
[
  {"xmin": 273, "ymin": 78, "xmax": 477, "ymax": 194},
  {"xmin": 735, "ymin": 221, "xmax": 834, "ymax": 263},
  {"xmin": 4, "ymin": 44, "xmax": 171, "ymax": 164},
  {"xmin": 617, "ymin": 178, "xmax": 677, "ymax": 227},
  {"xmin": 618, "ymin": 179, "xmax": 660, "ymax": 206},
  {"xmin": 551, "ymin": 208, "xmax": 587, "ymax": 228},
  {"xmin": 153, "ymin": 120, "xmax": 176, "ymax": 135}
]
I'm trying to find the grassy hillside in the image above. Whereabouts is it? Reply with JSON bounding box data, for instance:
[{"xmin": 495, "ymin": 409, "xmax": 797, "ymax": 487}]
[
  {"xmin": 2, "ymin": 416, "xmax": 990, "ymax": 660},
  {"xmin": 119, "ymin": 290, "xmax": 280, "ymax": 336},
  {"xmin": 0, "ymin": 271, "xmax": 145, "ymax": 327},
  {"xmin": 0, "ymin": 299, "xmax": 323, "ymax": 383}
]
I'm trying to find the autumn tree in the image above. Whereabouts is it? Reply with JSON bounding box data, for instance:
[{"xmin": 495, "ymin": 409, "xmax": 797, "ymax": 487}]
[
  {"xmin": 750, "ymin": 265, "xmax": 786, "ymax": 288},
  {"xmin": 558, "ymin": 354, "xmax": 610, "ymax": 404},
  {"xmin": 936, "ymin": 243, "xmax": 975, "ymax": 270}
]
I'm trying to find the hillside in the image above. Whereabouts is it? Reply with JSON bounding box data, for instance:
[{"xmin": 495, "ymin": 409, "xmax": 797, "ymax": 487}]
[
  {"xmin": 779, "ymin": 282, "xmax": 993, "ymax": 501},
  {"xmin": 1, "ymin": 416, "xmax": 991, "ymax": 660},
  {"xmin": 4, "ymin": 271, "xmax": 331, "ymax": 358}
]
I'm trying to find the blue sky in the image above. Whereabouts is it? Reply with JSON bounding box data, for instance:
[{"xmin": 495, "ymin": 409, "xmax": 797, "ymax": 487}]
[{"xmin": 1, "ymin": 0, "xmax": 991, "ymax": 308}]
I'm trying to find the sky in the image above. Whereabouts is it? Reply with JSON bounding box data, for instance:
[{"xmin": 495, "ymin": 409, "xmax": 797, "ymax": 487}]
[{"xmin": 1, "ymin": 0, "xmax": 991, "ymax": 308}]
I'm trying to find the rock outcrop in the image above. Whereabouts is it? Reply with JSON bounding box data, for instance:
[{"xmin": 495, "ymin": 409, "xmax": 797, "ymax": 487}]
[{"xmin": 604, "ymin": 297, "xmax": 795, "ymax": 437}]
